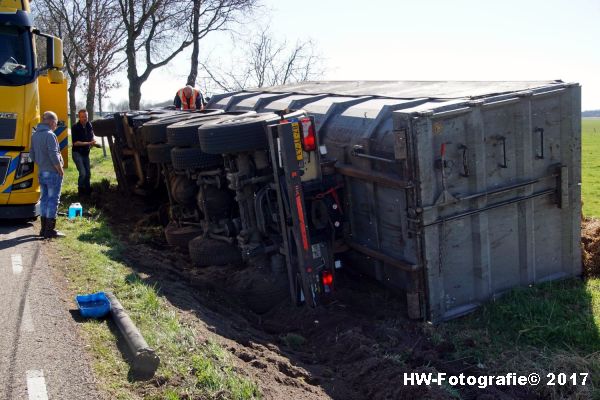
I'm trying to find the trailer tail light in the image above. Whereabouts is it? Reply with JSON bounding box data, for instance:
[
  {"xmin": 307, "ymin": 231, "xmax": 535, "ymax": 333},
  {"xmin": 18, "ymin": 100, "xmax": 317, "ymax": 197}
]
[
  {"xmin": 300, "ymin": 118, "xmax": 316, "ymax": 152},
  {"xmin": 322, "ymin": 269, "xmax": 334, "ymax": 289}
]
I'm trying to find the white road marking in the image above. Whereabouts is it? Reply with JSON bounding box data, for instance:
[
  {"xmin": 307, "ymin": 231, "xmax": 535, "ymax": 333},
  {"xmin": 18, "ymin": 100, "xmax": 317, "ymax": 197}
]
[
  {"xmin": 21, "ymin": 299, "xmax": 34, "ymax": 333},
  {"xmin": 26, "ymin": 370, "xmax": 49, "ymax": 400},
  {"xmin": 11, "ymin": 253, "xmax": 23, "ymax": 275}
]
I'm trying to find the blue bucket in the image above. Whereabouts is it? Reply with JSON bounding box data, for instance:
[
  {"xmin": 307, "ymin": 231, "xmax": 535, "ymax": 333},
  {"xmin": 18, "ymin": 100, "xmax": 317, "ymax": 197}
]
[{"xmin": 76, "ymin": 292, "xmax": 111, "ymax": 318}]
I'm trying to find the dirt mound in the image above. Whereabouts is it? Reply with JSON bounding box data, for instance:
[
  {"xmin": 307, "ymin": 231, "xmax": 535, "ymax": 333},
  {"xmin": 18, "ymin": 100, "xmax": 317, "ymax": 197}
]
[{"xmin": 582, "ymin": 217, "xmax": 600, "ymax": 277}]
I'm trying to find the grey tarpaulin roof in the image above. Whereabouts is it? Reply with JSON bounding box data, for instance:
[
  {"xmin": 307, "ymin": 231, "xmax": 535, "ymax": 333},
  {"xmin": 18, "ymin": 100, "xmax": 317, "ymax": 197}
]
[{"xmin": 251, "ymin": 80, "xmax": 569, "ymax": 100}]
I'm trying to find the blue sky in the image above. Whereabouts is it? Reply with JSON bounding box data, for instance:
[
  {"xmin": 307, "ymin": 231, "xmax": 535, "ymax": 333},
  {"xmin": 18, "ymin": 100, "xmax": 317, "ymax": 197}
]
[{"xmin": 111, "ymin": 0, "xmax": 600, "ymax": 110}]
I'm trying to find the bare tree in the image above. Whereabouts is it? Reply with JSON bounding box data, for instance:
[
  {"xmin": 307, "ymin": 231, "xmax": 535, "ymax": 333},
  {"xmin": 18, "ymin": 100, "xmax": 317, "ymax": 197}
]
[
  {"xmin": 185, "ymin": 0, "xmax": 258, "ymax": 87},
  {"xmin": 186, "ymin": 0, "xmax": 201, "ymax": 86},
  {"xmin": 81, "ymin": 0, "xmax": 126, "ymax": 119},
  {"xmin": 202, "ymin": 28, "xmax": 323, "ymax": 92},
  {"xmin": 33, "ymin": 0, "xmax": 125, "ymax": 121},
  {"xmin": 118, "ymin": 0, "xmax": 189, "ymax": 109},
  {"xmin": 32, "ymin": 0, "xmax": 86, "ymax": 125},
  {"xmin": 118, "ymin": 0, "xmax": 258, "ymax": 109}
]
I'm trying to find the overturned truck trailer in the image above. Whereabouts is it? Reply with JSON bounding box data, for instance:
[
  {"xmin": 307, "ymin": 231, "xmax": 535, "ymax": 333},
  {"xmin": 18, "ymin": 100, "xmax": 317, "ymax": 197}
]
[{"xmin": 207, "ymin": 81, "xmax": 581, "ymax": 322}]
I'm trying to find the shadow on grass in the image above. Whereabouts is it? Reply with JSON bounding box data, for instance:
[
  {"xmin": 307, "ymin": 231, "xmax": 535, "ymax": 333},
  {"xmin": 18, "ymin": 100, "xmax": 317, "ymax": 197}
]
[
  {"xmin": 452, "ymin": 279, "xmax": 599, "ymax": 353},
  {"xmin": 76, "ymin": 223, "xmax": 124, "ymax": 261},
  {"xmin": 60, "ymin": 179, "xmax": 113, "ymax": 212},
  {"xmin": 78, "ymin": 226, "xmax": 117, "ymax": 246}
]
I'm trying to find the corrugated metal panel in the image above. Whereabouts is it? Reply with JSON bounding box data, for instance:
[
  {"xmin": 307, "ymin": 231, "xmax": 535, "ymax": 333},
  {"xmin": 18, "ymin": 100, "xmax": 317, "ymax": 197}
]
[
  {"xmin": 230, "ymin": 93, "xmax": 291, "ymax": 111},
  {"xmin": 206, "ymin": 81, "xmax": 581, "ymax": 322},
  {"xmin": 261, "ymin": 94, "xmax": 328, "ymax": 112},
  {"xmin": 400, "ymin": 84, "xmax": 581, "ymax": 321}
]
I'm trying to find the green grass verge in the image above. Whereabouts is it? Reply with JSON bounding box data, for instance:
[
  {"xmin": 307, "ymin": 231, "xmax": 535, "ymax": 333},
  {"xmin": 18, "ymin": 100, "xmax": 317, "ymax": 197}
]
[
  {"xmin": 62, "ymin": 142, "xmax": 115, "ymax": 194},
  {"xmin": 442, "ymin": 279, "xmax": 600, "ymax": 399},
  {"xmin": 54, "ymin": 147, "xmax": 260, "ymax": 400},
  {"xmin": 582, "ymin": 118, "xmax": 600, "ymax": 217}
]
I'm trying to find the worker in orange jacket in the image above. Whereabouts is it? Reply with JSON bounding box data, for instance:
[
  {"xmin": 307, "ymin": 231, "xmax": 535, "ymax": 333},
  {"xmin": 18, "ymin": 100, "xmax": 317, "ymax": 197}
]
[{"xmin": 173, "ymin": 85, "xmax": 205, "ymax": 110}]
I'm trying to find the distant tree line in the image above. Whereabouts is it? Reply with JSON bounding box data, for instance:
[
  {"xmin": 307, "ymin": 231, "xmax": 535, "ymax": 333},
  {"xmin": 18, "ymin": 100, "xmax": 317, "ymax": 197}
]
[
  {"xmin": 31, "ymin": 0, "xmax": 323, "ymax": 122},
  {"xmin": 582, "ymin": 110, "xmax": 600, "ymax": 118}
]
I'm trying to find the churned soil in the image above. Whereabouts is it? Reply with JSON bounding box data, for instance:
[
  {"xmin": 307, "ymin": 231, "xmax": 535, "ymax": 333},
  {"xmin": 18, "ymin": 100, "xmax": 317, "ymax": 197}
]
[
  {"xmin": 81, "ymin": 187, "xmax": 556, "ymax": 400},
  {"xmin": 582, "ymin": 217, "xmax": 600, "ymax": 277}
]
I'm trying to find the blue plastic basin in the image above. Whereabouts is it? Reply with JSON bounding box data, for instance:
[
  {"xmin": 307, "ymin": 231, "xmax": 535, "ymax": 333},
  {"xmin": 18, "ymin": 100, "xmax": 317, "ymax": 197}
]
[{"xmin": 76, "ymin": 292, "xmax": 111, "ymax": 318}]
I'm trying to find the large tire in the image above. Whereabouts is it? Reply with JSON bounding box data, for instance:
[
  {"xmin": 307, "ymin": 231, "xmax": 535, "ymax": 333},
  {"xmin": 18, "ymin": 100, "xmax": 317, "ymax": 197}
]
[
  {"xmin": 188, "ymin": 237, "xmax": 242, "ymax": 266},
  {"xmin": 164, "ymin": 222, "xmax": 203, "ymax": 250},
  {"xmin": 166, "ymin": 115, "xmax": 226, "ymax": 147},
  {"xmin": 198, "ymin": 113, "xmax": 279, "ymax": 154},
  {"xmin": 170, "ymin": 146, "xmax": 222, "ymax": 170},
  {"xmin": 125, "ymin": 112, "xmax": 147, "ymax": 127},
  {"xmin": 91, "ymin": 117, "xmax": 116, "ymax": 137},
  {"xmin": 141, "ymin": 113, "xmax": 193, "ymax": 144},
  {"xmin": 131, "ymin": 115, "xmax": 153, "ymax": 129},
  {"xmin": 147, "ymin": 143, "xmax": 173, "ymax": 164}
]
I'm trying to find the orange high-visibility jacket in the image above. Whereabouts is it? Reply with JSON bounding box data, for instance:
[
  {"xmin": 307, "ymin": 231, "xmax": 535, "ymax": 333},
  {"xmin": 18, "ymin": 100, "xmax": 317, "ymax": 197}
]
[{"xmin": 176, "ymin": 88, "xmax": 201, "ymax": 110}]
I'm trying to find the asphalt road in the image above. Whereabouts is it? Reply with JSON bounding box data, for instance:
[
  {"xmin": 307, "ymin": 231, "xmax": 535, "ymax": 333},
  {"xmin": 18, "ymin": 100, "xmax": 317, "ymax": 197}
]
[{"xmin": 0, "ymin": 221, "xmax": 101, "ymax": 400}]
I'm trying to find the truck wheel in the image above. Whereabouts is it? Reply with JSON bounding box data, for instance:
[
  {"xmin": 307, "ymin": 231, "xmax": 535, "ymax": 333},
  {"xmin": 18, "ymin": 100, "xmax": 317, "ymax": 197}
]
[
  {"xmin": 164, "ymin": 223, "xmax": 203, "ymax": 250},
  {"xmin": 141, "ymin": 113, "xmax": 193, "ymax": 144},
  {"xmin": 198, "ymin": 113, "xmax": 279, "ymax": 154},
  {"xmin": 166, "ymin": 115, "xmax": 225, "ymax": 147},
  {"xmin": 91, "ymin": 117, "xmax": 116, "ymax": 137},
  {"xmin": 188, "ymin": 237, "xmax": 242, "ymax": 266},
  {"xmin": 146, "ymin": 143, "xmax": 173, "ymax": 164},
  {"xmin": 131, "ymin": 115, "xmax": 152, "ymax": 129},
  {"xmin": 170, "ymin": 147, "xmax": 222, "ymax": 170}
]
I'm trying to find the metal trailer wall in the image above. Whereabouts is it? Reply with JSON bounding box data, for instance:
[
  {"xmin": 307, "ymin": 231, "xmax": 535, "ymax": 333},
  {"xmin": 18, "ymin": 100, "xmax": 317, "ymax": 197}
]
[{"xmin": 206, "ymin": 81, "xmax": 582, "ymax": 322}]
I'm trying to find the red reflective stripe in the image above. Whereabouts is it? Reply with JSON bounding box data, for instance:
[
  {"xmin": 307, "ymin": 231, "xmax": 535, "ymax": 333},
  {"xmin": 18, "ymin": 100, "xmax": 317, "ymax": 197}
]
[{"xmin": 295, "ymin": 186, "xmax": 309, "ymax": 251}]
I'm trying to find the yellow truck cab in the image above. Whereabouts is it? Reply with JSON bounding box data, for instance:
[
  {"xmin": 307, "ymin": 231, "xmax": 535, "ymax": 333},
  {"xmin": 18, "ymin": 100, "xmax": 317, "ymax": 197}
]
[{"xmin": 0, "ymin": 0, "xmax": 67, "ymax": 219}]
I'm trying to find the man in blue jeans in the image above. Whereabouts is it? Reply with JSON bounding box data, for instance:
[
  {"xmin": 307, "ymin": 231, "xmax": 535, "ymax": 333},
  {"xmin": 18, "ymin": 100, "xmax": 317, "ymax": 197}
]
[
  {"xmin": 71, "ymin": 109, "xmax": 96, "ymax": 196},
  {"xmin": 30, "ymin": 111, "xmax": 65, "ymax": 239}
]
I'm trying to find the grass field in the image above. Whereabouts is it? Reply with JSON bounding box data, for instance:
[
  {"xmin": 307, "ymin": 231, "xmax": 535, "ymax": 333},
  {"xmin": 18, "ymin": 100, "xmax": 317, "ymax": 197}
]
[{"xmin": 583, "ymin": 118, "xmax": 600, "ymax": 217}]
